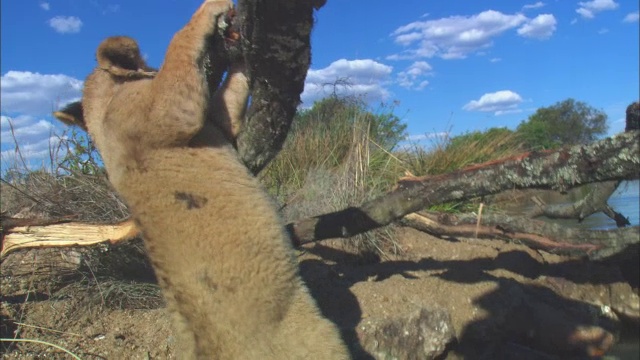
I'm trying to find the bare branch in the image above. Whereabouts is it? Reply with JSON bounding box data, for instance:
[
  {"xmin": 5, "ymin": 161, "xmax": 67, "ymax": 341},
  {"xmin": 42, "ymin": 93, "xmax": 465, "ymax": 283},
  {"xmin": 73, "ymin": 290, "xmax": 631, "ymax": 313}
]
[{"xmin": 401, "ymin": 211, "xmax": 638, "ymax": 259}]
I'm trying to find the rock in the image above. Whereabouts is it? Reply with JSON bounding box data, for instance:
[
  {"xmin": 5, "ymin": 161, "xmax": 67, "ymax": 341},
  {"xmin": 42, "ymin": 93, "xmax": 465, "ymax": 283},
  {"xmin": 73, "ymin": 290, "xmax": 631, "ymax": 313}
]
[{"xmin": 357, "ymin": 305, "xmax": 455, "ymax": 360}]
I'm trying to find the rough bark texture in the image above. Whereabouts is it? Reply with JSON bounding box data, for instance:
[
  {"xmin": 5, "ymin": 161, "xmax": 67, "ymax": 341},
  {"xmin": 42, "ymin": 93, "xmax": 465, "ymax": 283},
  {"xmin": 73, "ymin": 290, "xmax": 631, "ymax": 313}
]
[
  {"xmin": 286, "ymin": 131, "xmax": 640, "ymax": 245},
  {"xmin": 235, "ymin": 0, "xmax": 319, "ymax": 174}
]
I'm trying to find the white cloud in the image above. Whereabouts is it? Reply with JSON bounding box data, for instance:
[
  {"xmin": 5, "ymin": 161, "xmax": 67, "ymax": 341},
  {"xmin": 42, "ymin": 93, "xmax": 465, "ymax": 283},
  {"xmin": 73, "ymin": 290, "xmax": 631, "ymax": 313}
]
[
  {"xmin": 1, "ymin": 116, "xmax": 54, "ymax": 139},
  {"xmin": 388, "ymin": 10, "xmax": 554, "ymax": 60},
  {"xmin": 302, "ymin": 59, "xmax": 393, "ymax": 105},
  {"xmin": 0, "ymin": 115, "xmax": 61, "ymax": 163},
  {"xmin": 623, "ymin": 12, "xmax": 639, "ymax": 23},
  {"xmin": 463, "ymin": 90, "xmax": 523, "ymax": 115},
  {"xmin": 517, "ymin": 14, "xmax": 557, "ymax": 39},
  {"xmin": 1, "ymin": 135, "xmax": 63, "ymax": 165},
  {"xmin": 48, "ymin": 16, "xmax": 83, "ymax": 34},
  {"xmin": 576, "ymin": 0, "xmax": 619, "ymax": 19},
  {"xmin": 1, "ymin": 71, "xmax": 83, "ymax": 116},
  {"xmin": 494, "ymin": 109, "xmax": 524, "ymax": 116},
  {"xmin": 397, "ymin": 61, "xmax": 432, "ymax": 90},
  {"xmin": 490, "ymin": 57, "xmax": 502, "ymax": 63},
  {"xmin": 40, "ymin": 2, "xmax": 50, "ymax": 11},
  {"xmin": 598, "ymin": 28, "xmax": 610, "ymax": 34},
  {"xmin": 523, "ymin": 2, "xmax": 545, "ymax": 10}
]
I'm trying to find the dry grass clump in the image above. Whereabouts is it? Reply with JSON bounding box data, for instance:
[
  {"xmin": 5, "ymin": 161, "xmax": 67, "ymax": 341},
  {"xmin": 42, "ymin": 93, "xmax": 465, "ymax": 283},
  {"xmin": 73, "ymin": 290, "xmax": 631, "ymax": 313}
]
[
  {"xmin": 269, "ymin": 105, "xmax": 406, "ymax": 258},
  {"xmin": 1, "ymin": 127, "xmax": 157, "ymax": 313},
  {"xmin": 1, "ymin": 127, "xmax": 128, "ymax": 223},
  {"xmin": 1, "ymin": 170, "xmax": 129, "ymax": 223},
  {"xmin": 398, "ymin": 127, "xmax": 524, "ymax": 178}
]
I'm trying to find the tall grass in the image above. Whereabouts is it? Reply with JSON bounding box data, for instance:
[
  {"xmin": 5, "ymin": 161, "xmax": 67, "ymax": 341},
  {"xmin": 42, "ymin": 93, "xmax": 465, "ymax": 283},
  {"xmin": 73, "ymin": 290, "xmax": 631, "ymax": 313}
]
[
  {"xmin": 263, "ymin": 117, "xmax": 395, "ymax": 195},
  {"xmin": 399, "ymin": 128, "xmax": 523, "ymax": 177}
]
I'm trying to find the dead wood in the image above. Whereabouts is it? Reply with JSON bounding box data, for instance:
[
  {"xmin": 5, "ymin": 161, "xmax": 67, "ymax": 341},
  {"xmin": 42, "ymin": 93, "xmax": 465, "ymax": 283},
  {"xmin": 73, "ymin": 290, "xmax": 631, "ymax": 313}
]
[
  {"xmin": 1, "ymin": 219, "xmax": 138, "ymax": 258},
  {"xmin": 234, "ymin": 0, "xmax": 322, "ymax": 174},
  {"xmin": 286, "ymin": 131, "xmax": 639, "ymax": 246}
]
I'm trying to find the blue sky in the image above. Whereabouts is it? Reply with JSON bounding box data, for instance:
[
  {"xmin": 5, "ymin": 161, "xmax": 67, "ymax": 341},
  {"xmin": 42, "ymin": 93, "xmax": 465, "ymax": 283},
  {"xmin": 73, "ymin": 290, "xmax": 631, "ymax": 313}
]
[{"xmin": 1, "ymin": 0, "xmax": 638, "ymax": 166}]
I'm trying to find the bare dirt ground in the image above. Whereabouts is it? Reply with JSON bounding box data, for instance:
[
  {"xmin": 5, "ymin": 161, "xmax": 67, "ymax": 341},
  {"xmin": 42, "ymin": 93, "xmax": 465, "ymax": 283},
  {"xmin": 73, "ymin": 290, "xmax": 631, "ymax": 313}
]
[{"xmin": 1, "ymin": 226, "xmax": 638, "ymax": 359}]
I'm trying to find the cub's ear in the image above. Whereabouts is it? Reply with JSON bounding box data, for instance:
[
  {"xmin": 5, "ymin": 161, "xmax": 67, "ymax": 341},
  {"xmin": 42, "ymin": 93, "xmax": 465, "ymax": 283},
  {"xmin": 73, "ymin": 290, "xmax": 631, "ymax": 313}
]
[
  {"xmin": 53, "ymin": 101, "xmax": 87, "ymax": 131},
  {"xmin": 97, "ymin": 36, "xmax": 157, "ymax": 79}
]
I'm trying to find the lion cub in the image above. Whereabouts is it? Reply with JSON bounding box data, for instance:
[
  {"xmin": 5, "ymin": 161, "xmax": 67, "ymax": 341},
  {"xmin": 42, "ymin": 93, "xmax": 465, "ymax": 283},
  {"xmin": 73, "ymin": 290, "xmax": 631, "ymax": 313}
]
[{"xmin": 54, "ymin": 0, "xmax": 350, "ymax": 358}]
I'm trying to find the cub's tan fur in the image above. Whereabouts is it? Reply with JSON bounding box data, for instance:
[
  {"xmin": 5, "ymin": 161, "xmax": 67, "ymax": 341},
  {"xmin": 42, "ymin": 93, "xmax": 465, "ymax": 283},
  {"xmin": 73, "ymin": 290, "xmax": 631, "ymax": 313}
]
[{"xmin": 53, "ymin": 1, "xmax": 350, "ymax": 358}]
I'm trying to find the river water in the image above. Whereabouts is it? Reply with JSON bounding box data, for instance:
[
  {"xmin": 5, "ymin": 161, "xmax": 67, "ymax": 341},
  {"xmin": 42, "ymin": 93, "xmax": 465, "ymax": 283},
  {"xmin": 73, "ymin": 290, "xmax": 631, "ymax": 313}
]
[{"xmin": 604, "ymin": 180, "xmax": 640, "ymax": 228}]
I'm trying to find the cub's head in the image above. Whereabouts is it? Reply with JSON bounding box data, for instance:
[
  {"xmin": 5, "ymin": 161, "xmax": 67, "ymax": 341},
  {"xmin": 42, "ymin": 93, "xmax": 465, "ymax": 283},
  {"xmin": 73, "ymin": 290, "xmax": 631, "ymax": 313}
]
[
  {"xmin": 97, "ymin": 36, "xmax": 156, "ymax": 76},
  {"xmin": 53, "ymin": 36, "xmax": 158, "ymax": 130}
]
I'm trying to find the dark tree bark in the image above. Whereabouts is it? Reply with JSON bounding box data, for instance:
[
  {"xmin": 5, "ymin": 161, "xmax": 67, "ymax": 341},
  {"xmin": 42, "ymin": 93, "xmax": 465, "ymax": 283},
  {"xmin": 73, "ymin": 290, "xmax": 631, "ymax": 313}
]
[
  {"xmin": 234, "ymin": 0, "xmax": 322, "ymax": 175},
  {"xmin": 286, "ymin": 131, "xmax": 640, "ymax": 245}
]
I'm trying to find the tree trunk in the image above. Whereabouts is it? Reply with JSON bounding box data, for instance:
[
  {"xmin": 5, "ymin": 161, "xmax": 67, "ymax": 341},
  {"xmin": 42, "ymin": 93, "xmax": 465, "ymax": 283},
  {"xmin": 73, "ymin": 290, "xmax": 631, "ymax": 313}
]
[{"xmin": 234, "ymin": 0, "xmax": 321, "ymax": 174}]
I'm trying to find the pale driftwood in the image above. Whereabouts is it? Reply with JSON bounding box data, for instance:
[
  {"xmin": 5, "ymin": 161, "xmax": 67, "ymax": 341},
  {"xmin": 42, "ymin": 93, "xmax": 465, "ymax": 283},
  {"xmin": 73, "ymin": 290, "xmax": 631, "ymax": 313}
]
[{"xmin": 1, "ymin": 219, "xmax": 138, "ymax": 257}]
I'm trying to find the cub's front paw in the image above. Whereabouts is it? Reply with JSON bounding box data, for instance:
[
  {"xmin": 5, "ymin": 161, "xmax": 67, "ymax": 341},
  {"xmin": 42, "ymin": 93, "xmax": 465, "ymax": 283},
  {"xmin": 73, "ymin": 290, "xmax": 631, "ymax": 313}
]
[{"xmin": 201, "ymin": 0, "xmax": 232, "ymax": 14}]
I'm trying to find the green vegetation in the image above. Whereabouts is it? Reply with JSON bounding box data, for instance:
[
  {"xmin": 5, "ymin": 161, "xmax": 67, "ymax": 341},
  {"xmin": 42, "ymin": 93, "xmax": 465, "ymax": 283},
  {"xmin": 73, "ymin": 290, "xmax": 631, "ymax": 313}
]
[
  {"xmin": 58, "ymin": 128, "xmax": 104, "ymax": 176},
  {"xmin": 516, "ymin": 98, "xmax": 608, "ymax": 150},
  {"xmin": 261, "ymin": 96, "xmax": 406, "ymax": 196}
]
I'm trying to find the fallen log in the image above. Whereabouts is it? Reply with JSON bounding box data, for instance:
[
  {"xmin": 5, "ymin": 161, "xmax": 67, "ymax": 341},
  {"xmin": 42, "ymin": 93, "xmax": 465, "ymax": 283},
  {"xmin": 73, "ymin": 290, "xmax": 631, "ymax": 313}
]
[{"xmin": 286, "ymin": 131, "xmax": 639, "ymax": 245}]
